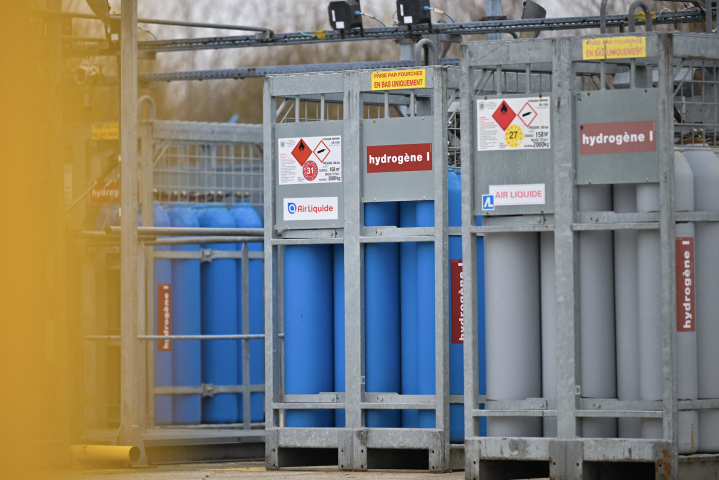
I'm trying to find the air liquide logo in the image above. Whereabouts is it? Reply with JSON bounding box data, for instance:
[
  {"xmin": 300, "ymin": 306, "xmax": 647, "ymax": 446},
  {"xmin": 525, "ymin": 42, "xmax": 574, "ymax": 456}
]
[{"xmin": 284, "ymin": 197, "xmax": 338, "ymax": 221}]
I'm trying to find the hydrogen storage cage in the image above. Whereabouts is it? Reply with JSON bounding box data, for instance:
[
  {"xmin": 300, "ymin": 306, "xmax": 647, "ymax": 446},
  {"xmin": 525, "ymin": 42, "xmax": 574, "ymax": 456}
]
[
  {"xmin": 263, "ymin": 66, "xmax": 467, "ymax": 472},
  {"xmin": 460, "ymin": 32, "xmax": 719, "ymax": 480},
  {"xmin": 83, "ymin": 117, "xmax": 267, "ymax": 461}
]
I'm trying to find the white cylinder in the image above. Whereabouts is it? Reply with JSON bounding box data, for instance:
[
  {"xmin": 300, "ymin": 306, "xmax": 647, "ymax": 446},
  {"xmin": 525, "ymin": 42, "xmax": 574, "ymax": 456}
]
[
  {"xmin": 578, "ymin": 185, "xmax": 617, "ymax": 438},
  {"xmin": 681, "ymin": 147, "xmax": 719, "ymax": 453},
  {"xmin": 540, "ymin": 232, "xmax": 556, "ymax": 437},
  {"xmin": 485, "ymin": 233, "xmax": 542, "ymax": 437},
  {"xmin": 637, "ymin": 151, "xmax": 698, "ymax": 453},
  {"xmin": 613, "ymin": 184, "xmax": 641, "ymax": 439}
]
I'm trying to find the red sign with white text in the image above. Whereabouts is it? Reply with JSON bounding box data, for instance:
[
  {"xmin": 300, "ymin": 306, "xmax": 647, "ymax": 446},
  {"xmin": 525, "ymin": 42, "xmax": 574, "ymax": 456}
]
[
  {"xmin": 579, "ymin": 120, "xmax": 656, "ymax": 155},
  {"xmin": 451, "ymin": 260, "xmax": 464, "ymax": 344},
  {"xmin": 367, "ymin": 143, "xmax": 432, "ymax": 173},
  {"xmin": 676, "ymin": 238, "xmax": 696, "ymax": 332},
  {"xmin": 158, "ymin": 284, "xmax": 172, "ymax": 351}
]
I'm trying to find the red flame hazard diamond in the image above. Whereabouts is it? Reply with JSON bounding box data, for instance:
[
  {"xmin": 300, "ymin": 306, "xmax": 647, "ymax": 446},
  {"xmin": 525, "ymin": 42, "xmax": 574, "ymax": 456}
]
[
  {"xmin": 492, "ymin": 100, "xmax": 516, "ymax": 131},
  {"xmin": 291, "ymin": 138, "xmax": 312, "ymax": 166}
]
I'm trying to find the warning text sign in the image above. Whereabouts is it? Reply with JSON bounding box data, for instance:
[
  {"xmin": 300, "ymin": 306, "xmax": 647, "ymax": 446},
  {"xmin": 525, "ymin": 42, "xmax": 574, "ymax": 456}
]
[
  {"xmin": 582, "ymin": 36, "xmax": 647, "ymax": 60},
  {"xmin": 371, "ymin": 69, "xmax": 425, "ymax": 91},
  {"xmin": 451, "ymin": 260, "xmax": 464, "ymax": 344},
  {"xmin": 367, "ymin": 143, "xmax": 432, "ymax": 173},
  {"xmin": 92, "ymin": 123, "xmax": 119, "ymax": 140},
  {"xmin": 278, "ymin": 136, "xmax": 342, "ymax": 185},
  {"xmin": 676, "ymin": 238, "xmax": 696, "ymax": 333},
  {"xmin": 477, "ymin": 97, "xmax": 551, "ymax": 151}
]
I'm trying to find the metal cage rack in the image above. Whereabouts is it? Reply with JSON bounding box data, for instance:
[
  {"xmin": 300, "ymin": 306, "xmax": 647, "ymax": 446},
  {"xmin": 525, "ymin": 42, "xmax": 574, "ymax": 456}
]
[
  {"xmin": 460, "ymin": 32, "xmax": 719, "ymax": 480},
  {"xmin": 263, "ymin": 66, "xmax": 468, "ymax": 472}
]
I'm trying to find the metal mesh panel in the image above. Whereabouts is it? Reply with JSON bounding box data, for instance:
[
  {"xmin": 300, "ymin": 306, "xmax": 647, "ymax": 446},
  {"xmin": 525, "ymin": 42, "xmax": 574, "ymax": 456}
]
[
  {"xmin": 154, "ymin": 141, "xmax": 263, "ymax": 207},
  {"xmin": 673, "ymin": 60, "xmax": 719, "ymax": 146}
]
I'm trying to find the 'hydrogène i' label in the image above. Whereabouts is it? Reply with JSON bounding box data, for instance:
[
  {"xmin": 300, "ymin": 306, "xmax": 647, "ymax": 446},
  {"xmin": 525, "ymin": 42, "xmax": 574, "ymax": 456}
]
[
  {"xmin": 580, "ymin": 121, "xmax": 656, "ymax": 155},
  {"xmin": 676, "ymin": 237, "xmax": 696, "ymax": 332},
  {"xmin": 366, "ymin": 143, "xmax": 432, "ymax": 173}
]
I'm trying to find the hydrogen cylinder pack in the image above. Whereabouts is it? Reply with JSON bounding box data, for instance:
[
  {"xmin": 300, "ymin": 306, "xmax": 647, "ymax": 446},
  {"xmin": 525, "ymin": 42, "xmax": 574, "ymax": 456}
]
[
  {"xmin": 461, "ymin": 31, "xmax": 719, "ymax": 480},
  {"xmin": 263, "ymin": 65, "xmax": 485, "ymax": 472}
]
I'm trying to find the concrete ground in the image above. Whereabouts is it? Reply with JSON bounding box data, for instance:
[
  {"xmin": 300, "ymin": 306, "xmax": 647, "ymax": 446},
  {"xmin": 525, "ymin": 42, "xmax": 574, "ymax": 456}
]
[{"xmin": 47, "ymin": 461, "xmax": 467, "ymax": 480}]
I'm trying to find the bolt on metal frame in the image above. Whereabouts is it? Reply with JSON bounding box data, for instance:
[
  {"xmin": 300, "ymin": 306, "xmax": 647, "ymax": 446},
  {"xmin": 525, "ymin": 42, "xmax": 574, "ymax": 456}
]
[
  {"xmin": 461, "ymin": 32, "xmax": 719, "ymax": 480},
  {"xmin": 263, "ymin": 66, "xmax": 461, "ymax": 471}
]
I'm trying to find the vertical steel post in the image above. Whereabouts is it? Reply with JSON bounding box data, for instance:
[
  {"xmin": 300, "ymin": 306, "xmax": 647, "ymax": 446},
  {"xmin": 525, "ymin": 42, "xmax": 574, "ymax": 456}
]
[
  {"xmin": 118, "ymin": 0, "xmax": 140, "ymax": 446},
  {"xmin": 460, "ymin": 45, "xmax": 481, "ymax": 440},
  {"xmin": 486, "ymin": 0, "xmax": 503, "ymax": 40},
  {"xmin": 344, "ymin": 70, "xmax": 364, "ymax": 434},
  {"xmin": 263, "ymin": 76, "xmax": 280, "ymax": 433},
  {"xmin": 242, "ymin": 242, "xmax": 252, "ymax": 429},
  {"xmin": 658, "ymin": 33, "xmax": 679, "ymax": 480},
  {"xmin": 552, "ymin": 37, "xmax": 580, "ymax": 440},
  {"xmin": 140, "ymin": 122, "xmax": 155, "ymax": 430},
  {"xmin": 432, "ymin": 67, "xmax": 450, "ymax": 471}
]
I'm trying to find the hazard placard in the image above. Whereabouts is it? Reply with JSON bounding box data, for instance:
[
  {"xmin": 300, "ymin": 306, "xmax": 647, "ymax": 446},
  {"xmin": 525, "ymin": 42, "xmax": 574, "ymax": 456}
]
[
  {"xmin": 278, "ymin": 136, "xmax": 342, "ymax": 185},
  {"xmin": 477, "ymin": 97, "xmax": 551, "ymax": 151}
]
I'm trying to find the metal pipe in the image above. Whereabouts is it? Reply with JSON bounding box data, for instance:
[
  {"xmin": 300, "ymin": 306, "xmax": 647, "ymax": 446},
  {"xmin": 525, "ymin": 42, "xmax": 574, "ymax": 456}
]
[
  {"xmin": 600, "ymin": 0, "xmax": 609, "ymax": 33},
  {"xmin": 71, "ymin": 445, "xmax": 140, "ymax": 464},
  {"xmin": 627, "ymin": 1, "xmax": 653, "ymax": 32},
  {"xmin": 30, "ymin": 9, "xmax": 271, "ymax": 33},
  {"xmin": 414, "ymin": 38, "xmax": 438, "ymax": 67},
  {"xmin": 144, "ymin": 236, "xmax": 261, "ymax": 246},
  {"xmin": 138, "ymin": 334, "xmax": 265, "ymax": 340},
  {"xmin": 106, "ymin": 226, "xmax": 263, "ymax": 236},
  {"xmin": 137, "ymin": 95, "xmax": 155, "ymax": 120}
]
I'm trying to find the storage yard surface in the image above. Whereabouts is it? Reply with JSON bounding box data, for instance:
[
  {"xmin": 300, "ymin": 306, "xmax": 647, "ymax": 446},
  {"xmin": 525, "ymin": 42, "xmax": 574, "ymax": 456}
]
[{"xmin": 50, "ymin": 462, "xmax": 466, "ymax": 480}]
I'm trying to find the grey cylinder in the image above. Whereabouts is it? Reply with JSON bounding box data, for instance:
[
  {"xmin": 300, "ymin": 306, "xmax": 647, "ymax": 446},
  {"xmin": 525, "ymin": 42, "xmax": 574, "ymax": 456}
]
[
  {"xmin": 540, "ymin": 232, "xmax": 556, "ymax": 437},
  {"xmin": 613, "ymin": 184, "xmax": 641, "ymax": 439},
  {"xmin": 485, "ymin": 233, "xmax": 542, "ymax": 437},
  {"xmin": 578, "ymin": 185, "xmax": 617, "ymax": 438},
  {"xmin": 681, "ymin": 147, "xmax": 719, "ymax": 453},
  {"xmin": 637, "ymin": 151, "xmax": 697, "ymax": 453}
]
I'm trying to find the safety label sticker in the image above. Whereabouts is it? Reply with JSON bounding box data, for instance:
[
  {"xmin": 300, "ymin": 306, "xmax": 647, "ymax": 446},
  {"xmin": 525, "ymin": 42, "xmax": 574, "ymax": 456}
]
[
  {"xmin": 488, "ymin": 184, "xmax": 546, "ymax": 206},
  {"xmin": 451, "ymin": 260, "xmax": 464, "ymax": 344},
  {"xmin": 676, "ymin": 238, "xmax": 695, "ymax": 332},
  {"xmin": 278, "ymin": 136, "xmax": 342, "ymax": 185},
  {"xmin": 477, "ymin": 97, "xmax": 551, "ymax": 151},
  {"xmin": 283, "ymin": 197, "xmax": 338, "ymax": 221},
  {"xmin": 157, "ymin": 284, "xmax": 171, "ymax": 352}
]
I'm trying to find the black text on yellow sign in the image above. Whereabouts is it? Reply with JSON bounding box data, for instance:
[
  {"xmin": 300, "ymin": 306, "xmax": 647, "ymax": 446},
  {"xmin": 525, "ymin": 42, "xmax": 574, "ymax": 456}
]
[{"xmin": 371, "ymin": 69, "xmax": 426, "ymax": 91}]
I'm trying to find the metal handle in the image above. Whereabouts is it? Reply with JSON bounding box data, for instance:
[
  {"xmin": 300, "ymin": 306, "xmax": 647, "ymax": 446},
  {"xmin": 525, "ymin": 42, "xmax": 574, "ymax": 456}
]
[
  {"xmin": 628, "ymin": 1, "xmax": 653, "ymax": 32},
  {"xmin": 414, "ymin": 38, "xmax": 438, "ymax": 67}
]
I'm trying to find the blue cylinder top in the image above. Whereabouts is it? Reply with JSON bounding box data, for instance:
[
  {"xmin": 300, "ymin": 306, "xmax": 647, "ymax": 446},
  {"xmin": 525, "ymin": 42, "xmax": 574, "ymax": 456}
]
[
  {"xmin": 192, "ymin": 203, "xmax": 208, "ymax": 221},
  {"xmin": 231, "ymin": 204, "xmax": 263, "ymax": 252},
  {"xmin": 167, "ymin": 206, "xmax": 200, "ymax": 228},
  {"xmin": 231, "ymin": 204, "xmax": 263, "ymax": 229},
  {"xmin": 199, "ymin": 206, "xmax": 236, "ymax": 251}
]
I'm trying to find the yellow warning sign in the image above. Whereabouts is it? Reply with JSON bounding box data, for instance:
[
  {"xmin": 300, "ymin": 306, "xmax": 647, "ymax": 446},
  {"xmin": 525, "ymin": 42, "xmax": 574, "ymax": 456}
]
[
  {"xmin": 371, "ymin": 69, "xmax": 425, "ymax": 91},
  {"xmin": 92, "ymin": 123, "xmax": 119, "ymax": 140},
  {"xmin": 582, "ymin": 36, "xmax": 647, "ymax": 60}
]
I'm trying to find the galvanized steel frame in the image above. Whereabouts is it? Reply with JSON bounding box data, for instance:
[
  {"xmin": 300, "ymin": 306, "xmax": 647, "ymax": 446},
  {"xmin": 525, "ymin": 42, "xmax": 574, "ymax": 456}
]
[
  {"xmin": 263, "ymin": 67, "xmax": 455, "ymax": 471},
  {"xmin": 461, "ymin": 32, "xmax": 719, "ymax": 480},
  {"xmin": 135, "ymin": 120, "xmax": 268, "ymax": 433}
]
